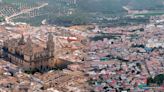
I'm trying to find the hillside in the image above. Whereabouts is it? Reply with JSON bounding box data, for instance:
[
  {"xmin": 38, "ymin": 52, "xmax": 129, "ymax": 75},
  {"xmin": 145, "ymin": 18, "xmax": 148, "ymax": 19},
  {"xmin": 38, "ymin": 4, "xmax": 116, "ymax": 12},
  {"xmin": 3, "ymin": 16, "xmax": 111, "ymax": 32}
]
[
  {"xmin": 0, "ymin": 0, "xmax": 164, "ymax": 26},
  {"xmin": 127, "ymin": 0, "xmax": 164, "ymax": 10}
]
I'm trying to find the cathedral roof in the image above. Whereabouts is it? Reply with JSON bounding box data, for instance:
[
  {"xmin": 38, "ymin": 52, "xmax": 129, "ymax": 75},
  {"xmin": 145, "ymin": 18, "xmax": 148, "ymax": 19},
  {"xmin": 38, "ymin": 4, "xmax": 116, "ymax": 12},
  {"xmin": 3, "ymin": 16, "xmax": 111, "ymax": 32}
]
[
  {"xmin": 23, "ymin": 43, "xmax": 44, "ymax": 56},
  {"xmin": 5, "ymin": 37, "xmax": 45, "ymax": 56}
]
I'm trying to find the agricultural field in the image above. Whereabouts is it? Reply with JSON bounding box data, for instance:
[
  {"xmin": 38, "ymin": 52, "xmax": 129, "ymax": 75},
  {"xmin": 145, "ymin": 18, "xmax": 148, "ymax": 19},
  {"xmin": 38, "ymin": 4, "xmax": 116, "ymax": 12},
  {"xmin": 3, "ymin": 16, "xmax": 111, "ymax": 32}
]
[{"xmin": 0, "ymin": 0, "xmax": 42, "ymax": 16}]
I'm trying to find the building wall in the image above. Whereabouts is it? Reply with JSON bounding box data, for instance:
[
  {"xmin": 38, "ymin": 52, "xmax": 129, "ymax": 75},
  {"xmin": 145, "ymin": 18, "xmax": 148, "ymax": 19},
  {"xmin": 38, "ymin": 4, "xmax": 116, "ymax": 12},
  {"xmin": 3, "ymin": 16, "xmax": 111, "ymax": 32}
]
[{"xmin": 1, "ymin": 44, "xmax": 55, "ymax": 71}]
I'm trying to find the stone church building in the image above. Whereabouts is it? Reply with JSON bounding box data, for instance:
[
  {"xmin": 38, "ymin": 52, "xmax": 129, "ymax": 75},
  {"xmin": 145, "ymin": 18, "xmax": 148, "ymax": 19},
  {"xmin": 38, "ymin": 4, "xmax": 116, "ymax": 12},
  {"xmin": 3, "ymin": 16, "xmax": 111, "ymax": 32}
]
[{"xmin": 1, "ymin": 33, "xmax": 55, "ymax": 71}]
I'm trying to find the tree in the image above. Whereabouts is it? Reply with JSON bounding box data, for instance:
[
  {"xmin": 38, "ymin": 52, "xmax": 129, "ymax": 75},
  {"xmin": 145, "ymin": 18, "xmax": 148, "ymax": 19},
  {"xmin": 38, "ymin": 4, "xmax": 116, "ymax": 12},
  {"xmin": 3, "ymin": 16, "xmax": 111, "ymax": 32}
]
[
  {"xmin": 147, "ymin": 77, "xmax": 155, "ymax": 86},
  {"xmin": 154, "ymin": 74, "xmax": 164, "ymax": 86},
  {"xmin": 147, "ymin": 74, "xmax": 164, "ymax": 86}
]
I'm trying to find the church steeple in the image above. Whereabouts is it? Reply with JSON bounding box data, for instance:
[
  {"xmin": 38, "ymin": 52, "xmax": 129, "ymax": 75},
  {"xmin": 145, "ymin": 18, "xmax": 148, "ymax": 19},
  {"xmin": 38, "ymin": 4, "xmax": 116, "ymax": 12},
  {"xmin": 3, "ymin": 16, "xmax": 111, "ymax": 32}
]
[
  {"xmin": 47, "ymin": 32, "xmax": 54, "ymax": 57},
  {"xmin": 18, "ymin": 34, "xmax": 25, "ymax": 45},
  {"xmin": 26, "ymin": 35, "xmax": 33, "ymax": 56},
  {"xmin": 27, "ymin": 35, "xmax": 32, "ymax": 45}
]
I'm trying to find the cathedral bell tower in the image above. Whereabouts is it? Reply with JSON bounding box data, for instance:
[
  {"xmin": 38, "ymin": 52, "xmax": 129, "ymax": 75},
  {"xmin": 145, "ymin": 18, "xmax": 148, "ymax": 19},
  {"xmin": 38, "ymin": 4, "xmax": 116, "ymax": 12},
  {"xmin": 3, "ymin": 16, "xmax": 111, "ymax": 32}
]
[
  {"xmin": 47, "ymin": 33, "xmax": 55, "ymax": 57},
  {"xmin": 23, "ymin": 35, "xmax": 34, "ymax": 61},
  {"xmin": 18, "ymin": 34, "xmax": 25, "ymax": 45},
  {"xmin": 26, "ymin": 36, "xmax": 33, "ymax": 60}
]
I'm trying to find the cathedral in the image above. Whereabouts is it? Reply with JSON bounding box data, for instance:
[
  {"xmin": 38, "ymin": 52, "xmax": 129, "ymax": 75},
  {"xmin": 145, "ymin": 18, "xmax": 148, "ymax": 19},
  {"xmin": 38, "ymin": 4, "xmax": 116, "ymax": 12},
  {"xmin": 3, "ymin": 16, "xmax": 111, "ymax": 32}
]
[{"xmin": 1, "ymin": 33, "xmax": 55, "ymax": 71}]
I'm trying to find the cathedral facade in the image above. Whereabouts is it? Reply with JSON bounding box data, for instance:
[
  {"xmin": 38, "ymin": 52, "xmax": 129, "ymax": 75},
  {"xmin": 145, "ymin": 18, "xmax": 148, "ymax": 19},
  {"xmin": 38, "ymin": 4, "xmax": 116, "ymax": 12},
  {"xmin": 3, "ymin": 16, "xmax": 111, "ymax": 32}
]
[{"xmin": 1, "ymin": 33, "xmax": 55, "ymax": 71}]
